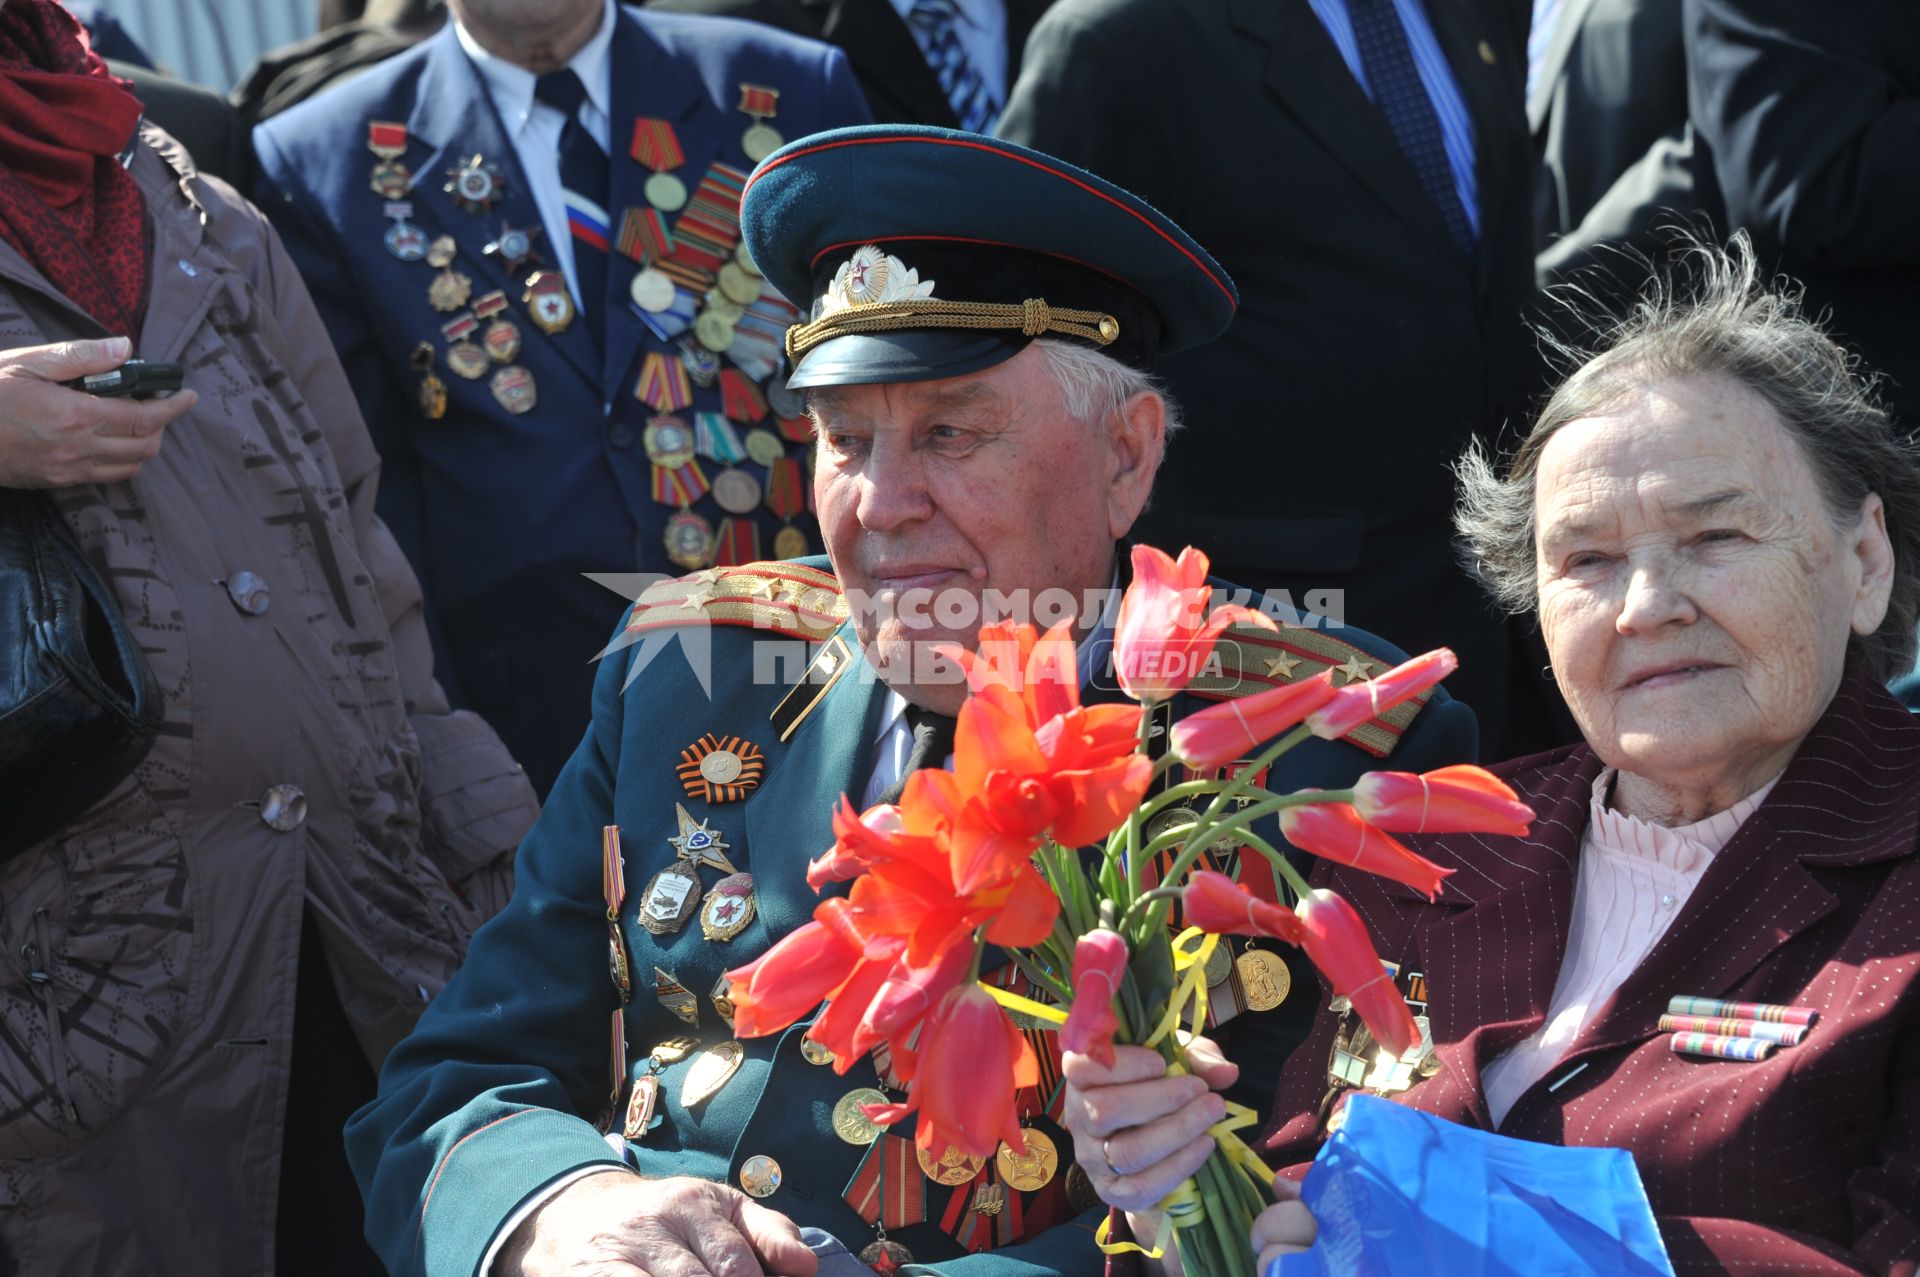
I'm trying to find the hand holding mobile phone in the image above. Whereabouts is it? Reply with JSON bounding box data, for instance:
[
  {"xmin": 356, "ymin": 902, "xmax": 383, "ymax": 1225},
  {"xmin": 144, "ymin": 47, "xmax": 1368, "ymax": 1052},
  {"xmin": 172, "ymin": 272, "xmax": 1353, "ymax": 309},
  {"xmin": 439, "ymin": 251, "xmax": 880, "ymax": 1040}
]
[{"xmin": 66, "ymin": 358, "xmax": 186, "ymax": 399}]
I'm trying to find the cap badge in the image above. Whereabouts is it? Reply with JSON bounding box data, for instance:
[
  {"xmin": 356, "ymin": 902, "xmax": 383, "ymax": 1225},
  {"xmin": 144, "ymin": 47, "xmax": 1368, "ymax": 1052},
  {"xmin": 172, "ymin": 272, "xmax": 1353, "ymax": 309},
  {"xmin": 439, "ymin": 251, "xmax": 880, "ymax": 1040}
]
[{"xmin": 821, "ymin": 245, "xmax": 937, "ymax": 317}]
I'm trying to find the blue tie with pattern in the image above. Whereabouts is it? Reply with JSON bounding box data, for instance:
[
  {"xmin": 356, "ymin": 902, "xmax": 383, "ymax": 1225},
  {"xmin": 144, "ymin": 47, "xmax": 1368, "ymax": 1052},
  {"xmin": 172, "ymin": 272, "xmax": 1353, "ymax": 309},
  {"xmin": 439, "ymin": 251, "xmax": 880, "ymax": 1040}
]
[
  {"xmin": 534, "ymin": 68, "xmax": 609, "ymax": 354},
  {"xmin": 1346, "ymin": 0, "xmax": 1475, "ymax": 254},
  {"xmin": 905, "ymin": 0, "xmax": 997, "ymax": 133}
]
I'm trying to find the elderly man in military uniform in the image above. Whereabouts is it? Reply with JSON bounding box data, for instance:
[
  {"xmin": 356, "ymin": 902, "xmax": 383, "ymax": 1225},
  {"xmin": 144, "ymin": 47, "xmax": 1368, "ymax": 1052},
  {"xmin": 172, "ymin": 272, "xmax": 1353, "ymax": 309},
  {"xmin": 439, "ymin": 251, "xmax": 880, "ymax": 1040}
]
[
  {"xmin": 344, "ymin": 124, "xmax": 1480, "ymax": 1277},
  {"xmin": 252, "ymin": 0, "xmax": 872, "ymax": 795}
]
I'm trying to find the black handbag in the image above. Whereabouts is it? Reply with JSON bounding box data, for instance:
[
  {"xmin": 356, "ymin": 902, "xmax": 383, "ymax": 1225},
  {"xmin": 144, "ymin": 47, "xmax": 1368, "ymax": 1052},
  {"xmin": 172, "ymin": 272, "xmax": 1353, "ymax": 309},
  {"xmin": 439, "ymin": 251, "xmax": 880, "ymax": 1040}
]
[{"xmin": 0, "ymin": 488, "xmax": 163, "ymax": 862}]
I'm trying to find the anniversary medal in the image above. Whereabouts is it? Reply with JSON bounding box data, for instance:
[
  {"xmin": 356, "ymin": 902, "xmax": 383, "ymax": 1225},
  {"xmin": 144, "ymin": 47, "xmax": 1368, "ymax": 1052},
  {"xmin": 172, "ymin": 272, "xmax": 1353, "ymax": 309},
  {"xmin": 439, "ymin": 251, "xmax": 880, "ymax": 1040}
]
[
  {"xmin": 676, "ymin": 733, "xmax": 765, "ymax": 802},
  {"xmin": 995, "ymin": 1127, "xmax": 1059, "ymax": 1191},
  {"xmin": 832, "ymin": 1087, "xmax": 889, "ymax": 1146},
  {"xmin": 617, "ymin": 206, "xmax": 678, "ymax": 312},
  {"xmin": 440, "ymin": 313, "xmax": 488, "ymax": 380},
  {"xmin": 473, "ymin": 290, "xmax": 523, "ymax": 363},
  {"xmin": 737, "ymin": 84, "xmax": 783, "ymax": 161},
  {"xmin": 631, "ymin": 117, "xmax": 690, "ymax": 212}
]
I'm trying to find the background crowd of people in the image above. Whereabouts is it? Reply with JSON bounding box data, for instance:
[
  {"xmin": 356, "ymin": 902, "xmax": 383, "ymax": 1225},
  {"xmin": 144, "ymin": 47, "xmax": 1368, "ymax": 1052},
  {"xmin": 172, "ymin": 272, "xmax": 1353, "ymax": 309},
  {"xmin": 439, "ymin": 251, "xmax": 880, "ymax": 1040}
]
[{"xmin": 1, "ymin": 0, "xmax": 1915, "ymax": 1273}]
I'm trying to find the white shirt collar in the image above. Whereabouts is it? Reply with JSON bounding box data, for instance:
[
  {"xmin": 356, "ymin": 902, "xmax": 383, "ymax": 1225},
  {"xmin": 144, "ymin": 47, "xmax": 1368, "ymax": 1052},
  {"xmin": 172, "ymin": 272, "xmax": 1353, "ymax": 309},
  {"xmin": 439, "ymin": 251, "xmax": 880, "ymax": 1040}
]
[{"xmin": 454, "ymin": 0, "xmax": 617, "ymax": 137}]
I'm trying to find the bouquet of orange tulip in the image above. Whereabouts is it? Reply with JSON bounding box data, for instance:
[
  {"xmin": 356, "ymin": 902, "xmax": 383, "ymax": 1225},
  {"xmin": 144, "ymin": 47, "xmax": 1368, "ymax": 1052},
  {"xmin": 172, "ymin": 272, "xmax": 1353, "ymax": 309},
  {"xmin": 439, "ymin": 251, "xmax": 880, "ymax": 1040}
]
[{"xmin": 724, "ymin": 545, "xmax": 1534, "ymax": 1277}]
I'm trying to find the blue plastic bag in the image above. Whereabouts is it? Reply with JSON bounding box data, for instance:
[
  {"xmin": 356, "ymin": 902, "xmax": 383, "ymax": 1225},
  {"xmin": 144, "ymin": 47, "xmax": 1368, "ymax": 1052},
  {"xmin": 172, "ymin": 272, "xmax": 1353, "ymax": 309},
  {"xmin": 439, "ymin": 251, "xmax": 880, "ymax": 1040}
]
[{"xmin": 1270, "ymin": 1094, "xmax": 1674, "ymax": 1277}]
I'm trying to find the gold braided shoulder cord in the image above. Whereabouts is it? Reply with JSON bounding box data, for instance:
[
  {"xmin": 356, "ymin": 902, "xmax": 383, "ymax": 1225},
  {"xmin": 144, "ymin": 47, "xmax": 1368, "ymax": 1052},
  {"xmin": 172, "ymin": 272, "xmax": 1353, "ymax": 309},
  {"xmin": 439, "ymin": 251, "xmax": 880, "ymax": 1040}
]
[{"xmin": 785, "ymin": 297, "xmax": 1121, "ymax": 358}]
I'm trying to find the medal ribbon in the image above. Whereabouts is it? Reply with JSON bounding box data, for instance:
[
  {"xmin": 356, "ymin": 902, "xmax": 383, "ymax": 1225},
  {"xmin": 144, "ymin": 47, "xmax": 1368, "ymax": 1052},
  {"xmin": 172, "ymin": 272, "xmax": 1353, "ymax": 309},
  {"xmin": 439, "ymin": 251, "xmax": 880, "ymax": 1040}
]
[
  {"xmin": 651, "ymin": 459, "xmax": 712, "ymax": 507},
  {"xmin": 939, "ymin": 1166, "xmax": 986, "ymax": 1239},
  {"xmin": 738, "ymin": 84, "xmax": 780, "ymax": 119},
  {"xmin": 472, "ymin": 290, "xmax": 508, "ymax": 319},
  {"xmin": 440, "ymin": 313, "xmax": 478, "ymax": 342},
  {"xmin": 629, "ymin": 118, "xmax": 686, "ymax": 172},
  {"xmin": 675, "ymin": 163, "xmax": 748, "ymax": 254},
  {"xmin": 776, "ymin": 414, "xmax": 813, "ymax": 444},
  {"xmin": 667, "ymin": 240, "xmax": 726, "ymax": 279},
  {"xmin": 617, "ymin": 206, "xmax": 675, "ymax": 264},
  {"xmin": 695, "ymin": 411, "xmax": 745, "ymax": 463},
  {"xmin": 638, "ymin": 352, "xmax": 694, "ymax": 411},
  {"xmin": 720, "ymin": 369, "xmax": 767, "ymax": 423},
  {"xmin": 765, "ymin": 457, "xmax": 805, "ymax": 518},
  {"xmin": 714, "ymin": 517, "xmax": 760, "ymax": 568},
  {"xmin": 384, "ymin": 200, "xmax": 414, "ymax": 221},
  {"xmin": 845, "ymin": 1134, "xmax": 928, "ymax": 1229},
  {"xmin": 368, "ymin": 120, "xmax": 407, "ymax": 156},
  {"xmin": 605, "ymin": 1007, "xmax": 627, "ymax": 1127},
  {"xmin": 603, "ymin": 826, "xmax": 627, "ymax": 916}
]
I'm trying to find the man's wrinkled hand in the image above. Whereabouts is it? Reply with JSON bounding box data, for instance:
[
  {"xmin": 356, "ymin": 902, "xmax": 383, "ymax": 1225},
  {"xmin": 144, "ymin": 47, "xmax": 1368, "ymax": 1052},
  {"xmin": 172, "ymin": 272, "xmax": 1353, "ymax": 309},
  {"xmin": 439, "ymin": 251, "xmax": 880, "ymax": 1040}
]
[
  {"xmin": 0, "ymin": 337, "xmax": 196, "ymax": 489},
  {"xmin": 500, "ymin": 1171, "xmax": 821, "ymax": 1277}
]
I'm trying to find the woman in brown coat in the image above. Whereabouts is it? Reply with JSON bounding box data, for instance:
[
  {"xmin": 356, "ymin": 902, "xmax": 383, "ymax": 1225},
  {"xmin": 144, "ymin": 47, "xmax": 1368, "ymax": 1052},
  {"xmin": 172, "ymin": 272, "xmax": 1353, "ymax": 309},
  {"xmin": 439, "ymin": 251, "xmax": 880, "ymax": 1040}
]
[{"xmin": 0, "ymin": 4, "xmax": 535, "ymax": 1273}]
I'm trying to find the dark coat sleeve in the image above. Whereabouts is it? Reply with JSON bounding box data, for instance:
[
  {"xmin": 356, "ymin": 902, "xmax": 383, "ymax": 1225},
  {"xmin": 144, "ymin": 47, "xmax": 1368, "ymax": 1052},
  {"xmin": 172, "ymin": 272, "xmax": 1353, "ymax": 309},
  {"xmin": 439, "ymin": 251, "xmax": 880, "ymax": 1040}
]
[{"xmin": 1685, "ymin": 0, "xmax": 1920, "ymax": 268}]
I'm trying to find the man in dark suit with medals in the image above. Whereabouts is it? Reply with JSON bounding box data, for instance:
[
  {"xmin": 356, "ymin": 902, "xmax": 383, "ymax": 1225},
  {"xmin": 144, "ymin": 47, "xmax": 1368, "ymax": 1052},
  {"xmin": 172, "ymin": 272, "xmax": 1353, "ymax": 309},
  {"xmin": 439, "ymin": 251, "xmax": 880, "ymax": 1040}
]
[
  {"xmin": 252, "ymin": 0, "xmax": 871, "ymax": 795},
  {"xmin": 998, "ymin": 0, "xmax": 1566, "ymax": 761},
  {"xmin": 643, "ymin": 0, "xmax": 1051, "ymax": 131},
  {"xmin": 342, "ymin": 124, "xmax": 1481, "ymax": 1277}
]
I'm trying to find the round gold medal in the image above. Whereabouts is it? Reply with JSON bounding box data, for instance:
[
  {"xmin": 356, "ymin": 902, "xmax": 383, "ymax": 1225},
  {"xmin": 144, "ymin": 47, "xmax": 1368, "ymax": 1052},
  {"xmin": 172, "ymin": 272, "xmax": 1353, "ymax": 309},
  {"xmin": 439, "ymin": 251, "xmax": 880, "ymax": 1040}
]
[
  {"xmin": 772, "ymin": 525, "xmax": 808, "ymax": 559},
  {"xmin": 717, "ymin": 262, "xmax": 762, "ymax": 306},
  {"xmin": 741, "ymin": 122, "xmax": 783, "ymax": 162},
  {"xmin": 712, "ymin": 468, "xmax": 763, "ymax": 514},
  {"xmin": 743, "ymin": 427, "xmax": 785, "ymax": 467},
  {"xmin": 799, "ymin": 1037, "xmax": 836, "ymax": 1067},
  {"xmin": 734, "ymin": 239, "xmax": 762, "ymax": 275},
  {"xmin": 918, "ymin": 1144, "xmax": 986, "ymax": 1187},
  {"xmin": 630, "ymin": 266, "xmax": 675, "ymax": 313},
  {"xmin": 1203, "ymin": 939, "xmax": 1233, "ymax": 988},
  {"xmin": 1235, "ymin": 948, "xmax": 1292, "ymax": 1012},
  {"xmin": 702, "ymin": 290, "xmax": 747, "ymax": 324},
  {"xmin": 831, "ymin": 1087, "xmax": 889, "ymax": 1145},
  {"xmin": 695, "ymin": 310, "xmax": 736, "ymax": 353},
  {"xmin": 644, "ymin": 170, "xmax": 689, "ymax": 212},
  {"xmin": 996, "ymin": 1129, "xmax": 1060, "ymax": 1191},
  {"xmin": 426, "ymin": 235, "xmax": 457, "ymax": 268}
]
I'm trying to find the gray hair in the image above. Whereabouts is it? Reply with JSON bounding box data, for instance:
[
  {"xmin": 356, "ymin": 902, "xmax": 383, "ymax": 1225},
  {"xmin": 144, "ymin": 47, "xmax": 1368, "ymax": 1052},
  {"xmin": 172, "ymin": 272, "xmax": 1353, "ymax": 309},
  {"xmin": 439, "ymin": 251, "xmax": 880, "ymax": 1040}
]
[
  {"xmin": 1454, "ymin": 232, "xmax": 1920, "ymax": 681},
  {"xmin": 1034, "ymin": 339, "xmax": 1185, "ymax": 439}
]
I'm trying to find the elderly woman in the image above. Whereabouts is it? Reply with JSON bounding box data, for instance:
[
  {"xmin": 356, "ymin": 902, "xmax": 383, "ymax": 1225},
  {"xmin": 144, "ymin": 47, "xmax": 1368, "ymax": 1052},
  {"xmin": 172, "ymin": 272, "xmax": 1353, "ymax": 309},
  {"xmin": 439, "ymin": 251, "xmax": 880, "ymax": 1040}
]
[
  {"xmin": 1062, "ymin": 239, "xmax": 1920, "ymax": 1275},
  {"xmin": 0, "ymin": 4, "xmax": 533, "ymax": 1274}
]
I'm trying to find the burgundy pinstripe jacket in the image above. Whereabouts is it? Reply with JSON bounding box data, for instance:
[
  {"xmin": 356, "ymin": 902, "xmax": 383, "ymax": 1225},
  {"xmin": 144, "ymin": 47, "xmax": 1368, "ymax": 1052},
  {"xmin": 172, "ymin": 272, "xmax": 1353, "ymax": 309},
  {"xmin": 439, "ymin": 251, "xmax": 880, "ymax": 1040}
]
[{"xmin": 1262, "ymin": 659, "xmax": 1920, "ymax": 1274}]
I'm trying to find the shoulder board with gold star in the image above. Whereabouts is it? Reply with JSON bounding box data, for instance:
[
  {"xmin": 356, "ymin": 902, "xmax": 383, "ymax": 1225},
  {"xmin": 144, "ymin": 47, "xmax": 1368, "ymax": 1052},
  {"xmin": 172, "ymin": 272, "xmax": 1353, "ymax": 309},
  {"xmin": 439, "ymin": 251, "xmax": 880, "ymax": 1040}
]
[
  {"xmin": 623, "ymin": 562, "xmax": 848, "ymax": 641},
  {"xmin": 1183, "ymin": 620, "xmax": 1434, "ymax": 759}
]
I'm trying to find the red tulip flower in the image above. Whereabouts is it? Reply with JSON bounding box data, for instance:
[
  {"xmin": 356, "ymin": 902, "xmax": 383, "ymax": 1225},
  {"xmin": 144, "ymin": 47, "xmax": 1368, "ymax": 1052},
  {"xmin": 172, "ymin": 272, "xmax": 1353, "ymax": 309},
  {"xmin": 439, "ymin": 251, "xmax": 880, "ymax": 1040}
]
[
  {"xmin": 1296, "ymin": 889, "xmax": 1418, "ymax": 1059},
  {"xmin": 1169, "ymin": 671, "xmax": 1338, "ymax": 769},
  {"xmin": 862, "ymin": 982, "xmax": 1037, "ymax": 1162},
  {"xmin": 1060, "ymin": 930, "xmax": 1129, "ymax": 1066},
  {"xmin": 809, "ymin": 797, "xmax": 915, "ymax": 892},
  {"xmin": 1306, "ymin": 648, "xmax": 1458, "ymax": 741},
  {"xmin": 1278, "ymin": 801, "xmax": 1454, "ymax": 900},
  {"xmin": 1181, "ymin": 869, "xmax": 1304, "ymax": 944},
  {"xmin": 727, "ymin": 897, "xmax": 869, "ymax": 1039},
  {"xmin": 1351, "ymin": 765, "xmax": 1534, "ymax": 837},
  {"xmin": 1113, "ymin": 545, "xmax": 1275, "ymax": 703}
]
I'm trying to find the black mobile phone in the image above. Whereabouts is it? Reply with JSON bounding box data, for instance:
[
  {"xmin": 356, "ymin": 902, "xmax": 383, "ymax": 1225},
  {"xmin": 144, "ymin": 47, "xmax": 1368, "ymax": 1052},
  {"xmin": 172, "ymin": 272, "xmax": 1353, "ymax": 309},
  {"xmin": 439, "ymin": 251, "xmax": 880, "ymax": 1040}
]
[{"xmin": 66, "ymin": 359, "xmax": 185, "ymax": 399}]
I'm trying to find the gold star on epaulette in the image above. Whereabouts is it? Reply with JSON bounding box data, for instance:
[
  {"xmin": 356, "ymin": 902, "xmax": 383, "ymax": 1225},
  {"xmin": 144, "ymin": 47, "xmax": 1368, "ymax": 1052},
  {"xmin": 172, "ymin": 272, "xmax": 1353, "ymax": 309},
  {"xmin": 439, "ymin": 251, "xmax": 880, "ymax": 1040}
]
[
  {"xmin": 1265, "ymin": 652, "xmax": 1302, "ymax": 680},
  {"xmin": 682, "ymin": 581, "xmax": 718, "ymax": 609},
  {"xmin": 1334, "ymin": 655, "xmax": 1375, "ymax": 685},
  {"xmin": 743, "ymin": 575, "xmax": 780, "ymax": 600}
]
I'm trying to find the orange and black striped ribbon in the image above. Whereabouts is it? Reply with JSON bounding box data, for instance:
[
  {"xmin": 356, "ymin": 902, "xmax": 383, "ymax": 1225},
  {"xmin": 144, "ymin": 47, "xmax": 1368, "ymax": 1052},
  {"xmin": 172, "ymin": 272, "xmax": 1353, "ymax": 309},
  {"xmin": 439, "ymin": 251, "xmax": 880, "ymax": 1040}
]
[
  {"xmin": 629, "ymin": 118, "xmax": 686, "ymax": 172},
  {"xmin": 617, "ymin": 207, "xmax": 674, "ymax": 264},
  {"xmin": 765, "ymin": 457, "xmax": 806, "ymax": 519},
  {"xmin": 676, "ymin": 734, "xmax": 766, "ymax": 803}
]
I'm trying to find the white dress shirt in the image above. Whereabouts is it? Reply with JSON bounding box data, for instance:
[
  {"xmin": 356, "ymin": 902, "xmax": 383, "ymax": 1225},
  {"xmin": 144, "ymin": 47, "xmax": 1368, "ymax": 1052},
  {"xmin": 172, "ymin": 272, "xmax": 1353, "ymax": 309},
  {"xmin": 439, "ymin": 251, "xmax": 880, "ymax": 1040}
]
[{"xmin": 453, "ymin": 0, "xmax": 616, "ymax": 308}]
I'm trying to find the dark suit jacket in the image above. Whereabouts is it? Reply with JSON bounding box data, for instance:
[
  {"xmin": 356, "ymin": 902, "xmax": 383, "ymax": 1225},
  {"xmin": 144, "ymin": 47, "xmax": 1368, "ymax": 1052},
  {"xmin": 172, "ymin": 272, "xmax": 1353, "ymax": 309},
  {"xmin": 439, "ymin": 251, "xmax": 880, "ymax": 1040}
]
[
  {"xmin": 1529, "ymin": 0, "xmax": 1721, "ymax": 289},
  {"xmin": 643, "ymin": 0, "xmax": 1051, "ymax": 126},
  {"xmin": 1686, "ymin": 0, "xmax": 1920, "ymax": 429},
  {"xmin": 1264, "ymin": 659, "xmax": 1920, "ymax": 1272},
  {"xmin": 252, "ymin": 8, "xmax": 870, "ymax": 795},
  {"xmin": 997, "ymin": 0, "xmax": 1552, "ymax": 759}
]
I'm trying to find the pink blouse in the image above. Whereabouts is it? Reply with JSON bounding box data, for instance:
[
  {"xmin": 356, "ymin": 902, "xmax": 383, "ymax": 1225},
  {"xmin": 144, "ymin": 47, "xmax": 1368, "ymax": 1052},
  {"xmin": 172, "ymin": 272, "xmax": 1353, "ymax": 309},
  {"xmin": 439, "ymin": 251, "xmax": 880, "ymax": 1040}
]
[{"xmin": 1480, "ymin": 767, "xmax": 1782, "ymax": 1128}]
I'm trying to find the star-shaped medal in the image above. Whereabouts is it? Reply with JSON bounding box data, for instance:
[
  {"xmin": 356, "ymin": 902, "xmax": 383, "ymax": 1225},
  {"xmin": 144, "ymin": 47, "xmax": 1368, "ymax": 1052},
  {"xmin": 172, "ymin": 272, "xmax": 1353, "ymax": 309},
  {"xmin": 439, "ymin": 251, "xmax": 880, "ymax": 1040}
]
[
  {"xmin": 669, "ymin": 803, "xmax": 738, "ymax": 872},
  {"xmin": 483, "ymin": 222, "xmax": 545, "ymax": 274}
]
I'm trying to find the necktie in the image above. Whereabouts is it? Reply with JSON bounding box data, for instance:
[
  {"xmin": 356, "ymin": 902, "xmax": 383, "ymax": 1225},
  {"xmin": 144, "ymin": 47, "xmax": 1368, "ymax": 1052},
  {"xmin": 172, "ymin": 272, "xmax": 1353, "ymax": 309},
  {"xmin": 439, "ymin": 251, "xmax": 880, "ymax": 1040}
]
[
  {"xmin": 905, "ymin": 0, "xmax": 997, "ymax": 133},
  {"xmin": 1346, "ymin": 0, "xmax": 1475, "ymax": 254},
  {"xmin": 876, "ymin": 705, "xmax": 958, "ymax": 806},
  {"xmin": 534, "ymin": 68, "xmax": 609, "ymax": 354}
]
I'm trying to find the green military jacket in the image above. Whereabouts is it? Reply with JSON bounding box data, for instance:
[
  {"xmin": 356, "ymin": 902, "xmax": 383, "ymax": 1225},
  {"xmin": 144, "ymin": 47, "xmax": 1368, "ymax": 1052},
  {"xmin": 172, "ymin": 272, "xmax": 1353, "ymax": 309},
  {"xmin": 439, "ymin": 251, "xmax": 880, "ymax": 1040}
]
[{"xmin": 346, "ymin": 558, "xmax": 1479, "ymax": 1277}]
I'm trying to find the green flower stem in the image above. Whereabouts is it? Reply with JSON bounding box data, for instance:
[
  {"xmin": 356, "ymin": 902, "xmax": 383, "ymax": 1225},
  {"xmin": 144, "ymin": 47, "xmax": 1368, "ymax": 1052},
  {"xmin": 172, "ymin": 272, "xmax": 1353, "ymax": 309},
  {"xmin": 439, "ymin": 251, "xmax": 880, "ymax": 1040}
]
[
  {"xmin": 1138, "ymin": 787, "xmax": 1351, "ymax": 895},
  {"xmin": 1008, "ymin": 949, "xmax": 1072, "ymax": 1004},
  {"xmin": 1231, "ymin": 828, "xmax": 1316, "ymax": 906}
]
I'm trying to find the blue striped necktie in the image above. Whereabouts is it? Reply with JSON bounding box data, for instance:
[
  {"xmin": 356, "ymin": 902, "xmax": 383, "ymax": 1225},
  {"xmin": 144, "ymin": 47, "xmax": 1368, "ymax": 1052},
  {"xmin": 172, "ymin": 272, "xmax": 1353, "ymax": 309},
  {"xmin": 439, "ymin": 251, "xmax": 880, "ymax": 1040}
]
[
  {"xmin": 534, "ymin": 67, "xmax": 609, "ymax": 354},
  {"xmin": 905, "ymin": 0, "xmax": 997, "ymax": 133},
  {"xmin": 1347, "ymin": 0, "xmax": 1475, "ymax": 254}
]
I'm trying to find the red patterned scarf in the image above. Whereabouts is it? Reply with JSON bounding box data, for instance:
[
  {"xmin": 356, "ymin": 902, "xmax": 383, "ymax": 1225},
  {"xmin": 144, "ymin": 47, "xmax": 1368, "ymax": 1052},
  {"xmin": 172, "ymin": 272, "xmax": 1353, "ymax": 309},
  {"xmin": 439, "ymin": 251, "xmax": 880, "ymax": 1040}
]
[{"xmin": 0, "ymin": 0, "xmax": 149, "ymax": 338}]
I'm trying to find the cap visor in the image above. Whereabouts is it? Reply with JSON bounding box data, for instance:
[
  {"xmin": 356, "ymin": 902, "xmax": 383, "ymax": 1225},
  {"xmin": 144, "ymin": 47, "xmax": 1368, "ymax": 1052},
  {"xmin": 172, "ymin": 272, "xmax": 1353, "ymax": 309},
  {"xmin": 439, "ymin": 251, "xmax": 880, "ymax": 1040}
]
[{"xmin": 785, "ymin": 329, "xmax": 1029, "ymax": 390}]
